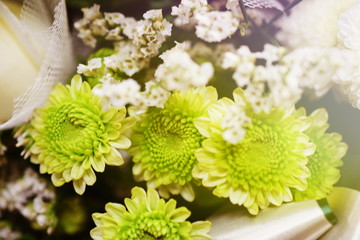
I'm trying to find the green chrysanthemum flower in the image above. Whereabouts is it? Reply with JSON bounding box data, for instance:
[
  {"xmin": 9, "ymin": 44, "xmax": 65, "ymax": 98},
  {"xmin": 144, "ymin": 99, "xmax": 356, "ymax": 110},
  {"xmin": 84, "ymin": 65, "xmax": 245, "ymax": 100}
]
[
  {"xmin": 90, "ymin": 187, "xmax": 214, "ymax": 240},
  {"xmin": 19, "ymin": 75, "xmax": 135, "ymax": 194},
  {"xmin": 129, "ymin": 87, "xmax": 218, "ymax": 201},
  {"xmin": 193, "ymin": 88, "xmax": 315, "ymax": 215},
  {"xmin": 291, "ymin": 108, "xmax": 348, "ymax": 201}
]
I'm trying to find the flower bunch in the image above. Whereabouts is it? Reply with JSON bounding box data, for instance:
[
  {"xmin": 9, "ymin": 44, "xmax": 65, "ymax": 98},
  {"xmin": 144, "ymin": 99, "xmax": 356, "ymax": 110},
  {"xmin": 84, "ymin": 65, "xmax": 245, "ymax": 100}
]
[{"xmin": 2, "ymin": 0, "xmax": 358, "ymax": 238}]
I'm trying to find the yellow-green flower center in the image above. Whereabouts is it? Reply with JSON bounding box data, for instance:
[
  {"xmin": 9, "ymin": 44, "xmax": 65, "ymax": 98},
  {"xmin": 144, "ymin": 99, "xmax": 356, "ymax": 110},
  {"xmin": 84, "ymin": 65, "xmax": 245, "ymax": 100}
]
[
  {"xmin": 119, "ymin": 211, "xmax": 181, "ymax": 240},
  {"xmin": 225, "ymin": 120, "xmax": 288, "ymax": 189},
  {"xmin": 42, "ymin": 102, "xmax": 105, "ymax": 161},
  {"xmin": 142, "ymin": 111, "xmax": 205, "ymax": 185}
]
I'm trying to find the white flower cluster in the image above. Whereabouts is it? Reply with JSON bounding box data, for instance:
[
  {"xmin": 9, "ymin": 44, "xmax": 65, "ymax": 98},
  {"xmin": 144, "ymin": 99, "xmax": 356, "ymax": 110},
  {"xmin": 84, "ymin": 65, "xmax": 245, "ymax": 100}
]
[
  {"xmin": 75, "ymin": 5, "xmax": 172, "ymax": 76},
  {"xmin": 223, "ymin": 44, "xmax": 347, "ymax": 111},
  {"xmin": 188, "ymin": 42, "xmax": 237, "ymax": 67},
  {"xmin": 171, "ymin": 0, "xmax": 285, "ymax": 42},
  {"xmin": 155, "ymin": 43, "xmax": 214, "ymax": 91},
  {"xmin": 222, "ymin": 102, "xmax": 251, "ymax": 144},
  {"xmin": 77, "ymin": 45, "xmax": 148, "ymax": 78},
  {"xmin": 92, "ymin": 78, "xmax": 170, "ymax": 114},
  {"xmin": 172, "ymin": 0, "xmax": 239, "ymax": 42},
  {"xmin": 0, "ymin": 168, "xmax": 56, "ymax": 234},
  {"xmin": 222, "ymin": 44, "xmax": 295, "ymax": 112},
  {"xmin": 0, "ymin": 223, "xmax": 21, "ymax": 240},
  {"xmin": 283, "ymin": 47, "xmax": 347, "ymax": 98}
]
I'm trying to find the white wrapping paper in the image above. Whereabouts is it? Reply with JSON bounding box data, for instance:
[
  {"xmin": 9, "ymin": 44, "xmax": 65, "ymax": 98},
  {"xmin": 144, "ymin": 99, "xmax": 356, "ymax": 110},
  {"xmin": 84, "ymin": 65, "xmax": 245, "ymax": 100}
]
[
  {"xmin": 0, "ymin": 0, "xmax": 75, "ymax": 130},
  {"xmin": 209, "ymin": 187, "xmax": 360, "ymax": 239},
  {"xmin": 320, "ymin": 187, "xmax": 360, "ymax": 240},
  {"xmin": 208, "ymin": 200, "xmax": 334, "ymax": 240}
]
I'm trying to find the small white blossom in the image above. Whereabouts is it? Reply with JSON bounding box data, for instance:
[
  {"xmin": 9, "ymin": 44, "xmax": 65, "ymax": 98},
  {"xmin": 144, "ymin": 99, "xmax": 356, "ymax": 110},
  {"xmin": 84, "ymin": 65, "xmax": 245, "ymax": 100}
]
[
  {"xmin": 77, "ymin": 57, "xmax": 103, "ymax": 76},
  {"xmin": 122, "ymin": 17, "xmax": 138, "ymax": 39},
  {"xmin": 92, "ymin": 78, "xmax": 142, "ymax": 108},
  {"xmin": 0, "ymin": 168, "xmax": 56, "ymax": 233},
  {"xmin": 195, "ymin": 11, "xmax": 239, "ymax": 42},
  {"xmin": 104, "ymin": 12, "xmax": 125, "ymax": 26},
  {"xmin": 143, "ymin": 81, "xmax": 171, "ymax": 108},
  {"xmin": 254, "ymin": 44, "xmax": 286, "ymax": 66},
  {"xmin": 90, "ymin": 18, "xmax": 109, "ymax": 36},
  {"xmin": 222, "ymin": 103, "xmax": 251, "ymax": 144},
  {"xmin": 77, "ymin": 29, "xmax": 97, "ymax": 48},
  {"xmin": 172, "ymin": 0, "xmax": 209, "ymax": 28},
  {"xmin": 105, "ymin": 28, "xmax": 123, "ymax": 40},
  {"xmin": 172, "ymin": 4, "xmax": 193, "ymax": 25},
  {"xmin": 82, "ymin": 4, "xmax": 101, "ymax": 21},
  {"xmin": 0, "ymin": 225, "xmax": 21, "ymax": 240},
  {"xmin": 143, "ymin": 9, "xmax": 163, "ymax": 21},
  {"xmin": 155, "ymin": 44, "xmax": 214, "ymax": 91},
  {"xmin": 284, "ymin": 47, "xmax": 346, "ymax": 98}
]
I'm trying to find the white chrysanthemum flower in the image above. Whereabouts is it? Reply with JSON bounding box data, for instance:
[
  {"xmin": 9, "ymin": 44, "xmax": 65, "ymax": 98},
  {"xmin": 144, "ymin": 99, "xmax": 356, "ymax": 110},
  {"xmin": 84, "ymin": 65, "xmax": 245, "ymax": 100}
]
[
  {"xmin": 338, "ymin": 1, "xmax": 360, "ymax": 50},
  {"xmin": 276, "ymin": 0, "xmax": 356, "ymax": 48},
  {"xmin": 333, "ymin": 50, "xmax": 360, "ymax": 109},
  {"xmin": 195, "ymin": 11, "xmax": 239, "ymax": 42},
  {"xmin": 155, "ymin": 44, "xmax": 214, "ymax": 91}
]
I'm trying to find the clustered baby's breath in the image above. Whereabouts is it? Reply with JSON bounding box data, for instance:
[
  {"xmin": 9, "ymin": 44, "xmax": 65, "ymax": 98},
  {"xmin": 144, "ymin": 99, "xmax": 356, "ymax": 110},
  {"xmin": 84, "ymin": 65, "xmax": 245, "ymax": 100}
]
[
  {"xmin": 92, "ymin": 78, "xmax": 170, "ymax": 114},
  {"xmin": 75, "ymin": 5, "xmax": 172, "ymax": 77},
  {"xmin": 155, "ymin": 43, "xmax": 214, "ymax": 91},
  {"xmin": 0, "ymin": 222, "xmax": 21, "ymax": 240},
  {"xmin": 172, "ymin": 0, "xmax": 240, "ymax": 42},
  {"xmin": 222, "ymin": 44, "xmax": 349, "ymax": 111},
  {"xmin": 0, "ymin": 168, "xmax": 57, "ymax": 234}
]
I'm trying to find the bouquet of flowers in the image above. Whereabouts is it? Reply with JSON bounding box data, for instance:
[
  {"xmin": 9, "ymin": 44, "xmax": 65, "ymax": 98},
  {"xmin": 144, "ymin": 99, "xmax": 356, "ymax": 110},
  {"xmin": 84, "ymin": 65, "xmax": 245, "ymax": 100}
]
[{"xmin": 1, "ymin": 0, "xmax": 360, "ymax": 239}]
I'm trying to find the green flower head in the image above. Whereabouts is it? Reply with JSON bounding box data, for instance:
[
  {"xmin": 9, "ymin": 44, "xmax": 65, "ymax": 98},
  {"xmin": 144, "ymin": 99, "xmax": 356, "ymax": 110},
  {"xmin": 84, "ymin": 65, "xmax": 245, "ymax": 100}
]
[
  {"xmin": 292, "ymin": 108, "xmax": 347, "ymax": 201},
  {"xmin": 21, "ymin": 75, "xmax": 135, "ymax": 194},
  {"xmin": 193, "ymin": 88, "xmax": 315, "ymax": 215},
  {"xmin": 90, "ymin": 187, "xmax": 214, "ymax": 240},
  {"xmin": 129, "ymin": 87, "xmax": 218, "ymax": 201}
]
